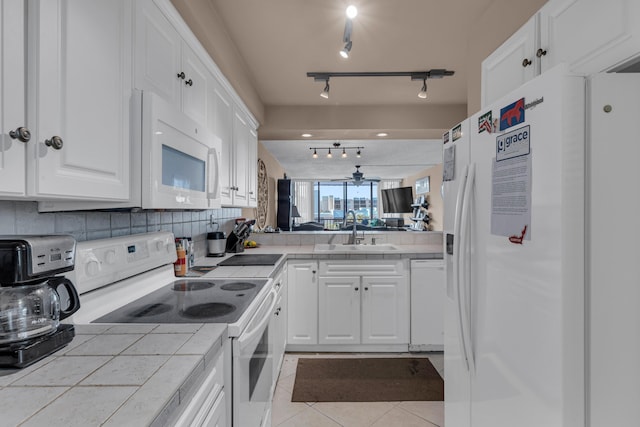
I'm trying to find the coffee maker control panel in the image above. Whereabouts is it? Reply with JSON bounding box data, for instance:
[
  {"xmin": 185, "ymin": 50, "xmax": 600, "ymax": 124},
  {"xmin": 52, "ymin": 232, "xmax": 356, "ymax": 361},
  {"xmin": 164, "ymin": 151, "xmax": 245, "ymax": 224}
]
[{"xmin": 0, "ymin": 235, "xmax": 76, "ymax": 283}]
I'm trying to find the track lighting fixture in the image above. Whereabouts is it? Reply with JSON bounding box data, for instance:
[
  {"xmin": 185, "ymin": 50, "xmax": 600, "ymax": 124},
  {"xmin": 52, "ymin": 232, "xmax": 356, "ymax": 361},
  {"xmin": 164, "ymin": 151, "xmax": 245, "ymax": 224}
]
[
  {"xmin": 307, "ymin": 69, "xmax": 454, "ymax": 98},
  {"xmin": 309, "ymin": 142, "xmax": 364, "ymax": 159},
  {"xmin": 418, "ymin": 78, "xmax": 427, "ymax": 99},
  {"xmin": 340, "ymin": 40, "xmax": 352, "ymax": 59},
  {"xmin": 320, "ymin": 79, "xmax": 330, "ymax": 99},
  {"xmin": 346, "ymin": 5, "xmax": 358, "ymax": 19}
]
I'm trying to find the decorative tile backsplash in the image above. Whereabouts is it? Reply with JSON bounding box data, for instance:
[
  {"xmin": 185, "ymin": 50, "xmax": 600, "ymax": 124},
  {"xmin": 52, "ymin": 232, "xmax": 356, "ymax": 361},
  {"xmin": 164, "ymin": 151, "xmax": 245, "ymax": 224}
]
[{"xmin": 0, "ymin": 201, "xmax": 243, "ymax": 258}]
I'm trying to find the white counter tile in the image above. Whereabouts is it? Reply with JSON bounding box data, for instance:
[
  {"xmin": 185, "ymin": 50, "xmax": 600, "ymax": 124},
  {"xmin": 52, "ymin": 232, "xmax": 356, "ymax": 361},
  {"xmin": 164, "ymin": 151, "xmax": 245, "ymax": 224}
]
[
  {"xmin": 79, "ymin": 355, "xmax": 169, "ymax": 386},
  {"xmin": 122, "ymin": 333, "xmax": 192, "ymax": 355},
  {"xmin": 105, "ymin": 324, "xmax": 157, "ymax": 334},
  {"xmin": 65, "ymin": 333, "xmax": 144, "ymax": 356},
  {"xmin": 13, "ymin": 355, "xmax": 112, "ymax": 386},
  {"xmin": 21, "ymin": 386, "xmax": 138, "ymax": 427},
  {"xmin": 153, "ymin": 323, "xmax": 203, "ymax": 334},
  {"xmin": 0, "ymin": 386, "xmax": 68, "ymax": 426}
]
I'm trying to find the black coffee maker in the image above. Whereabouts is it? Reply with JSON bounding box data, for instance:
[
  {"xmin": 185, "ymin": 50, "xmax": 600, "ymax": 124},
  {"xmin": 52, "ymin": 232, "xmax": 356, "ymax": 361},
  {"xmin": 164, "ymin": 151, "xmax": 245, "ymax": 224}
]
[{"xmin": 0, "ymin": 235, "xmax": 81, "ymax": 368}]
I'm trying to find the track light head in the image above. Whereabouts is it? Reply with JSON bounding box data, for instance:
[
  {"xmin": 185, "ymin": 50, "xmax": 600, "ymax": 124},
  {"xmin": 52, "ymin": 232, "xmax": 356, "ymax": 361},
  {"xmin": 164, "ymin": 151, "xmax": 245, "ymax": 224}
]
[
  {"xmin": 341, "ymin": 148, "xmax": 347, "ymax": 158},
  {"xmin": 418, "ymin": 79, "xmax": 427, "ymax": 99},
  {"xmin": 327, "ymin": 149, "xmax": 332, "ymax": 158},
  {"xmin": 346, "ymin": 5, "xmax": 358, "ymax": 19},
  {"xmin": 340, "ymin": 40, "xmax": 352, "ymax": 59},
  {"xmin": 320, "ymin": 79, "xmax": 330, "ymax": 99},
  {"xmin": 312, "ymin": 148, "xmax": 318, "ymax": 158},
  {"xmin": 356, "ymin": 149, "xmax": 361, "ymax": 158}
]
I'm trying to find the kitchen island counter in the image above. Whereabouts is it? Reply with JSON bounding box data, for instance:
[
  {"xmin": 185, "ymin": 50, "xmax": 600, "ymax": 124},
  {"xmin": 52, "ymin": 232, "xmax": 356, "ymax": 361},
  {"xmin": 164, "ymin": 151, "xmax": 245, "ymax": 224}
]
[{"xmin": 0, "ymin": 323, "xmax": 227, "ymax": 427}]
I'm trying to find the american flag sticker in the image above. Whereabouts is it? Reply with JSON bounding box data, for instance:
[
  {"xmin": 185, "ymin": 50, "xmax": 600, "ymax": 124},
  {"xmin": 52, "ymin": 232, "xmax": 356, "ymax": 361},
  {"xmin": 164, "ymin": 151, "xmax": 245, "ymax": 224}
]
[{"xmin": 478, "ymin": 111, "xmax": 492, "ymax": 133}]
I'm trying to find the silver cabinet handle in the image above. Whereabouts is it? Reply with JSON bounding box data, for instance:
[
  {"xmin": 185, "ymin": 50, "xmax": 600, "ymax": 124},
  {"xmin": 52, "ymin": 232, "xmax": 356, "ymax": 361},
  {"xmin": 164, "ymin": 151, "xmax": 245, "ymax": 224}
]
[
  {"xmin": 9, "ymin": 127, "xmax": 30, "ymax": 143},
  {"xmin": 45, "ymin": 136, "xmax": 63, "ymax": 150}
]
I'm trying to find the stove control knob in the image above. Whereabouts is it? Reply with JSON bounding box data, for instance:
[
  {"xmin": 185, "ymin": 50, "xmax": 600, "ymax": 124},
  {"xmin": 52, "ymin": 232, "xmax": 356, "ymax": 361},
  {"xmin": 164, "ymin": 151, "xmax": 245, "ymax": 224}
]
[
  {"xmin": 85, "ymin": 254, "xmax": 100, "ymax": 277},
  {"xmin": 105, "ymin": 250, "xmax": 116, "ymax": 265}
]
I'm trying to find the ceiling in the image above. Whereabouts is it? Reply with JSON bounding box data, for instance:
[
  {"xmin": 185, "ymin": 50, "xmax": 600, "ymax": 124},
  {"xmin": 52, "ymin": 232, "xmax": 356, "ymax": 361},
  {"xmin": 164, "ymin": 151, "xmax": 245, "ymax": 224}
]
[{"xmin": 205, "ymin": 0, "xmax": 497, "ymax": 179}]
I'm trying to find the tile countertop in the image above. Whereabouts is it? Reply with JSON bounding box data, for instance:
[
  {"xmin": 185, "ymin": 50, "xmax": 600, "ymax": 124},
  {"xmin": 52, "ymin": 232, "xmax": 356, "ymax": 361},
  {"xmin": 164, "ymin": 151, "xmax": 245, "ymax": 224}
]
[
  {"xmin": 0, "ymin": 323, "xmax": 227, "ymax": 427},
  {"xmin": 191, "ymin": 243, "xmax": 443, "ymax": 278}
]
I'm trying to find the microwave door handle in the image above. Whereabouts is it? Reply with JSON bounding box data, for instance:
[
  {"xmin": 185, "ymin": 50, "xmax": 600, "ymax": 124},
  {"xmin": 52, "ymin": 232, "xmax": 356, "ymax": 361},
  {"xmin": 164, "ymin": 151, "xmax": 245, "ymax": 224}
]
[{"xmin": 208, "ymin": 147, "xmax": 220, "ymax": 200}]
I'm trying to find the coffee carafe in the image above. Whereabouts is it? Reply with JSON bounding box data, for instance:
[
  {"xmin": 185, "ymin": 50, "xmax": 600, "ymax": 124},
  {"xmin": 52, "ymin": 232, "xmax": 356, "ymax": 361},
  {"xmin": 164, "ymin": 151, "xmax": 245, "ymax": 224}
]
[{"xmin": 0, "ymin": 235, "xmax": 80, "ymax": 367}]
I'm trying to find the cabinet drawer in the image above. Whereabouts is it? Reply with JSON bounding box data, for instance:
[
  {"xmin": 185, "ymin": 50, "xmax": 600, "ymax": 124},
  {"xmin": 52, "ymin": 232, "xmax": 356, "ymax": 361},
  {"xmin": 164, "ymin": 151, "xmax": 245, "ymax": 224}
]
[{"xmin": 319, "ymin": 260, "xmax": 405, "ymax": 276}]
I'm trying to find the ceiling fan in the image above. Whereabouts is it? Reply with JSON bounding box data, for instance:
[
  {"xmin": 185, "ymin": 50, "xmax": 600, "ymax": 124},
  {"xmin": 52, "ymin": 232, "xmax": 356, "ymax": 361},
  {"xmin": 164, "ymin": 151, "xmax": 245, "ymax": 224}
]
[{"xmin": 333, "ymin": 165, "xmax": 381, "ymax": 186}]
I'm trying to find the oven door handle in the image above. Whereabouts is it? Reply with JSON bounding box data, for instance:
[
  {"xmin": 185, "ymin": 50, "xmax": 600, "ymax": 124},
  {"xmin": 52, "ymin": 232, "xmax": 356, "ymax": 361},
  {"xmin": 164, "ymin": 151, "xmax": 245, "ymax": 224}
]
[{"xmin": 237, "ymin": 288, "xmax": 277, "ymax": 350}]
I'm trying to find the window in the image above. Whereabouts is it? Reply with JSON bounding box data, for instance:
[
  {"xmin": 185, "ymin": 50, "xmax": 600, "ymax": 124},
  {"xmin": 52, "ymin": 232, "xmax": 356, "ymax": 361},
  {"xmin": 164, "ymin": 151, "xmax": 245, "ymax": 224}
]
[{"xmin": 293, "ymin": 181, "xmax": 378, "ymax": 229}]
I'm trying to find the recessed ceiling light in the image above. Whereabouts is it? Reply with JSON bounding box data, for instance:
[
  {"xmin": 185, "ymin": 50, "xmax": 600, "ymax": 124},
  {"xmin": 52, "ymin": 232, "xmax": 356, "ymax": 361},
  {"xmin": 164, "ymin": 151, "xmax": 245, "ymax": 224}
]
[
  {"xmin": 346, "ymin": 5, "xmax": 358, "ymax": 19},
  {"xmin": 302, "ymin": 133, "xmax": 312, "ymax": 138},
  {"xmin": 377, "ymin": 132, "xmax": 388, "ymax": 137}
]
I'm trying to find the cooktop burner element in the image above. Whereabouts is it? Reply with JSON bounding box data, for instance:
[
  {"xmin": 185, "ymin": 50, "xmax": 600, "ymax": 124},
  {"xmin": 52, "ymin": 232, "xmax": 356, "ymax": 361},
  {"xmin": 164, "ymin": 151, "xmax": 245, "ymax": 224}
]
[
  {"xmin": 93, "ymin": 278, "xmax": 270, "ymax": 324},
  {"xmin": 172, "ymin": 281, "xmax": 215, "ymax": 292},
  {"xmin": 220, "ymin": 282, "xmax": 256, "ymax": 291},
  {"xmin": 131, "ymin": 303, "xmax": 173, "ymax": 317},
  {"xmin": 217, "ymin": 253, "xmax": 282, "ymax": 266},
  {"xmin": 180, "ymin": 303, "xmax": 236, "ymax": 318}
]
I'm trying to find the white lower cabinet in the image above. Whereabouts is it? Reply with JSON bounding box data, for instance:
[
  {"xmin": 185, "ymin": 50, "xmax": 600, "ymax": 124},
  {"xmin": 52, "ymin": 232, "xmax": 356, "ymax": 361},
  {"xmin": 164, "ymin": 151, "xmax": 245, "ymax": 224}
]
[
  {"xmin": 318, "ymin": 260, "xmax": 409, "ymax": 346},
  {"xmin": 410, "ymin": 259, "xmax": 445, "ymax": 350},
  {"xmin": 272, "ymin": 264, "xmax": 287, "ymax": 383},
  {"xmin": 174, "ymin": 342, "xmax": 225, "ymax": 427},
  {"xmin": 287, "ymin": 260, "xmax": 318, "ymax": 345}
]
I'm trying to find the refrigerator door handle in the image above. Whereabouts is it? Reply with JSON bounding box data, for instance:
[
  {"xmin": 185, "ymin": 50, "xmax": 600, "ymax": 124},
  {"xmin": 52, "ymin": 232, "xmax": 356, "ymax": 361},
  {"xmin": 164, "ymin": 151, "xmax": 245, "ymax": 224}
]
[
  {"xmin": 459, "ymin": 163, "xmax": 476, "ymax": 374},
  {"xmin": 453, "ymin": 164, "xmax": 470, "ymax": 372}
]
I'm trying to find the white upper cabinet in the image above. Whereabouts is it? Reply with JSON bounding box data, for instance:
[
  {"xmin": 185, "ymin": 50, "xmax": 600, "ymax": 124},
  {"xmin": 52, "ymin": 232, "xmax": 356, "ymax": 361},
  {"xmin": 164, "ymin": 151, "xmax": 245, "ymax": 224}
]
[
  {"xmin": 482, "ymin": 0, "xmax": 640, "ymax": 107},
  {"xmin": 539, "ymin": 0, "xmax": 640, "ymax": 74},
  {"xmin": 481, "ymin": 16, "xmax": 538, "ymax": 108},
  {"xmin": 134, "ymin": 0, "xmax": 208, "ymax": 126},
  {"xmin": 27, "ymin": 0, "xmax": 133, "ymax": 200},
  {"xmin": 0, "ymin": 0, "xmax": 27, "ymax": 198}
]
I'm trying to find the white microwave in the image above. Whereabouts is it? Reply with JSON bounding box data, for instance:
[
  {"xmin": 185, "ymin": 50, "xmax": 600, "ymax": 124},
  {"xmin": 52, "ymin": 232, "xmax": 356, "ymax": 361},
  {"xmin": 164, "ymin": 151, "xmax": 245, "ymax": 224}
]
[
  {"xmin": 141, "ymin": 91, "xmax": 220, "ymax": 209},
  {"xmin": 39, "ymin": 90, "xmax": 221, "ymax": 212}
]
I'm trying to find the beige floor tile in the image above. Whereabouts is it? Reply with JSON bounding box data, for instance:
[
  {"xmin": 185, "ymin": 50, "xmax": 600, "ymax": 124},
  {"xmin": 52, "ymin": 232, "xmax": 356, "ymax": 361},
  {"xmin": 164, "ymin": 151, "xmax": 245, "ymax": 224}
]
[
  {"xmin": 279, "ymin": 355, "xmax": 299, "ymax": 378},
  {"xmin": 277, "ymin": 406, "xmax": 342, "ymax": 427},
  {"xmin": 313, "ymin": 401, "xmax": 396, "ymax": 427},
  {"xmin": 371, "ymin": 407, "xmax": 438, "ymax": 427},
  {"xmin": 272, "ymin": 384, "xmax": 310, "ymax": 426},
  {"xmin": 277, "ymin": 371, "xmax": 296, "ymax": 394},
  {"xmin": 398, "ymin": 401, "xmax": 444, "ymax": 427}
]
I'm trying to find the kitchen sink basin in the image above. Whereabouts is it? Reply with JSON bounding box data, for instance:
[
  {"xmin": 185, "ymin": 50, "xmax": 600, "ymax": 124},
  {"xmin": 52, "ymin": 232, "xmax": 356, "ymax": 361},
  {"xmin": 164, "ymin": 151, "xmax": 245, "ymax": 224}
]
[{"xmin": 313, "ymin": 243, "xmax": 399, "ymax": 252}]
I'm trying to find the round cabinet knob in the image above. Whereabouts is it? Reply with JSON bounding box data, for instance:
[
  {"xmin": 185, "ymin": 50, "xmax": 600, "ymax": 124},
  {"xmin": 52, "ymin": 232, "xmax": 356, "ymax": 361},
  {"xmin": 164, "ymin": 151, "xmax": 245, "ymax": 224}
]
[
  {"xmin": 185, "ymin": 79, "xmax": 193, "ymax": 86},
  {"xmin": 364, "ymin": 287, "xmax": 369, "ymax": 291},
  {"xmin": 9, "ymin": 127, "xmax": 30, "ymax": 143},
  {"xmin": 105, "ymin": 250, "xmax": 116, "ymax": 265},
  {"xmin": 536, "ymin": 48, "xmax": 547, "ymax": 58},
  {"xmin": 45, "ymin": 136, "xmax": 63, "ymax": 150},
  {"xmin": 522, "ymin": 58, "xmax": 532, "ymax": 67},
  {"xmin": 354, "ymin": 287, "xmax": 359, "ymax": 291},
  {"xmin": 177, "ymin": 71, "xmax": 185, "ymax": 79},
  {"xmin": 85, "ymin": 259, "xmax": 100, "ymax": 276}
]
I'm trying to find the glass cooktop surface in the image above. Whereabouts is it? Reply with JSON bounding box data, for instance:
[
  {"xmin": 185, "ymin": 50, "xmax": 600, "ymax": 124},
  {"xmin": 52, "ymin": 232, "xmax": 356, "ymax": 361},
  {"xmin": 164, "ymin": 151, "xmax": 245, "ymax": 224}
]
[{"xmin": 93, "ymin": 278, "xmax": 269, "ymax": 324}]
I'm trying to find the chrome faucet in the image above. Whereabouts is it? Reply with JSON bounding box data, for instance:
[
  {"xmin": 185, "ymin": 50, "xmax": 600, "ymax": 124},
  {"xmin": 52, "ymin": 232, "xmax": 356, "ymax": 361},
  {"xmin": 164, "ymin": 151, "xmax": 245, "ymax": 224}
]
[{"xmin": 345, "ymin": 210, "xmax": 357, "ymax": 244}]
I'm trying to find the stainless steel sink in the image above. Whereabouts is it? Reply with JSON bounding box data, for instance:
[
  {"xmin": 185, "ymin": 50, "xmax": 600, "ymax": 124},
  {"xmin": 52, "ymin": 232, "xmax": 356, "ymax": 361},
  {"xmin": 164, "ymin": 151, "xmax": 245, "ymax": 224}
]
[{"xmin": 313, "ymin": 243, "xmax": 399, "ymax": 253}]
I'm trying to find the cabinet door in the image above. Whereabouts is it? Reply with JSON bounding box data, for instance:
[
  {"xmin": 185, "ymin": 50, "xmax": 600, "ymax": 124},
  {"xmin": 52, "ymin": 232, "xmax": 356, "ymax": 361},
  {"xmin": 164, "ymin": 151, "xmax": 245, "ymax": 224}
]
[
  {"xmin": 410, "ymin": 260, "xmax": 445, "ymax": 347},
  {"xmin": 481, "ymin": 15, "xmax": 537, "ymax": 108},
  {"xmin": 287, "ymin": 261, "xmax": 318, "ymax": 345},
  {"xmin": 29, "ymin": 0, "xmax": 132, "ymax": 200},
  {"xmin": 0, "ymin": 0, "xmax": 26, "ymax": 197},
  {"xmin": 181, "ymin": 42, "xmax": 208, "ymax": 127},
  {"xmin": 318, "ymin": 276, "xmax": 361, "ymax": 344},
  {"xmin": 211, "ymin": 83, "xmax": 234, "ymax": 205},
  {"xmin": 201, "ymin": 391, "xmax": 226, "ymax": 427},
  {"xmin": 232, "ymin": 110, "xmax": 249, "ymax": 205},
  {"xmin": 134, "ymin": 0, "xmax": 181, "ymax": 106},
  {"xmin": 247, "ymin": 127, "xmax": 258, "ymax": 207},
  {"xmin": 361, "ymin": 276, "xmax": 409, "ymax": 344},
  {"xmin": 540, "ymin": 0, "xmax": 640, "ymax": 74}
]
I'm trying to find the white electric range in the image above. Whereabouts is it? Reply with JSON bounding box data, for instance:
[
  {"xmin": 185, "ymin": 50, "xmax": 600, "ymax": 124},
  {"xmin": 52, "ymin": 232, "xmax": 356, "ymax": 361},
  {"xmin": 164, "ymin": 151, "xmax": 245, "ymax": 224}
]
[{"xmin": 68, "ymin": 231, "xmax": 278, "ymax": 427}]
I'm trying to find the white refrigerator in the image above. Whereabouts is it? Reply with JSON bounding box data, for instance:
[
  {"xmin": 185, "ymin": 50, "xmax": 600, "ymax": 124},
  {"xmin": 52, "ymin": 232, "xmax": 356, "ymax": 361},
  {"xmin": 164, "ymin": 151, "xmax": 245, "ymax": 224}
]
[{"xmin": 443, "ymin": 64, "xmax": 640, "ymax": 427}]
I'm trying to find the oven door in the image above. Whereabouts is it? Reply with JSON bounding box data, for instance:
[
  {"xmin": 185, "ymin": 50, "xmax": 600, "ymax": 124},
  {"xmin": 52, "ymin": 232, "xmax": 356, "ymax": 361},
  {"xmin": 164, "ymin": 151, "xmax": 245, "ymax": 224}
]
[
  {"xmin": 141, "ymin": 91, "xmax": 220, "ymax": 209},
  {"xmin": 233, "ymin": 286, "xmax": 276, "ymax": 427}
]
